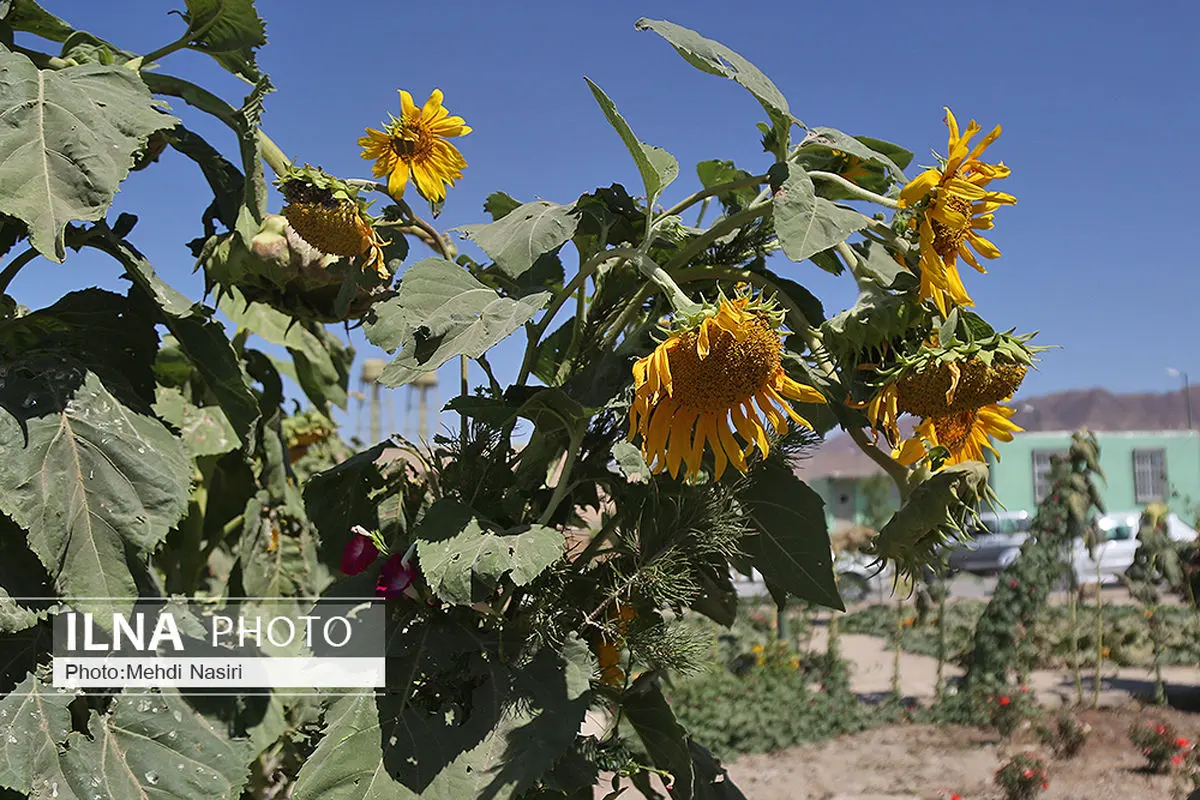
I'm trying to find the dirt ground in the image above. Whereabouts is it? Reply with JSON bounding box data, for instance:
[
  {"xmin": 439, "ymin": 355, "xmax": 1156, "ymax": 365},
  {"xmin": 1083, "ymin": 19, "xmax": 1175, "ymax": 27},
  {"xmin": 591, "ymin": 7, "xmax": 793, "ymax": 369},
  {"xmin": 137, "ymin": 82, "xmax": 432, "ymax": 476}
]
[{"xmin": 599, "ymin": 629, "xmax": 1200, "ymax": 799}]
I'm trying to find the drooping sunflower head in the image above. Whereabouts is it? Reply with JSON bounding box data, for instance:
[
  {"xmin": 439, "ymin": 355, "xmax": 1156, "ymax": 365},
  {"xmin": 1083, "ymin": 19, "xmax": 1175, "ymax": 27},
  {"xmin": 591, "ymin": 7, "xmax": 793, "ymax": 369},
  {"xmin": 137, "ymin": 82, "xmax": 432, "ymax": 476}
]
[
  {"xmin": 359, "ymin": 88, "xmax": 471, "ymax": 204},
  {"xmin": 912, "ymin": 401, "xmax": 1023, "ymax": 466},
  {"xmin": 278, "ymin": 165, "xmax": 390, "ymax": 279},
  {"xmin": 898, "ymin": 108, "xmax": 1017, "ymax": 313},
  {"xmin": 629, "ymin": 287, "xmax": 827, "ymax": 481}
]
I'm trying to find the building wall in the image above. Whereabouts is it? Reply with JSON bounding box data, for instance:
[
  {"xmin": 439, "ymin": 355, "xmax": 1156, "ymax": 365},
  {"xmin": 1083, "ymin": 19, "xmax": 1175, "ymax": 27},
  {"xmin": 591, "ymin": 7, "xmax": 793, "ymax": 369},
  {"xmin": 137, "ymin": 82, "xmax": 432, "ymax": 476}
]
[
  {"xmin": 809, "ymin": 475, "xmax": 900, "ymax": 531},
  {"xmin": 986, "ymin": 430, "xmax": 1200, "ymax": 515}
]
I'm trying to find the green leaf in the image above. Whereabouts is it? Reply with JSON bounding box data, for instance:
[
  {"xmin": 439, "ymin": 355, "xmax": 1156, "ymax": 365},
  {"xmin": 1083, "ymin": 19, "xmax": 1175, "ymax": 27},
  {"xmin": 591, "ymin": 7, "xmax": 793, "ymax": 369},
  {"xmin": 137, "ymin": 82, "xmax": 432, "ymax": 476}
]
[
  {"xmin": 218, "ymin": 288, "xmax": 352, "ymax": 411},
  {"xmin": 584, "ymin": 78, "xmax": 679, "ymax": 203},
  {"xmin": 0, "ymin": 371, "xmax": 190, "ymax": 617},
  {"xmin": 58, "ymin": 689, "xmax": 252, "ymax": 800},
  {"xmin": 0, "ymin": 0, "xmax": 75, "ymax": 42},
  {"xmin": 364, "ymin": 257, "xmax": 549, "ymax": 387},
  {"xmin": 483, "ymin": 191, "xmax": 522, "ymax": 221},
  {"xmin": 741, "ymin": 459, "xmax": 842, "ymax": 610},
  {"xmin": 454, "ymin": 200, "xmax": 580, "ymax": 279},
  {"xmin": 856, "ymin": 135, "xmax": 914, "ymax": 170},
  {"xmin": 763, "ymin": 270, "xmax": 825, "ymax": 326},
  {"xmin": 634, "ymin": 19, "xmax": 795, "ymax": 131},
  {"xmin": 0, "ymin": 515, "xmax": 56, "ymax": 633},
  {"xmin": 154, "ymin": 386, "xmax": 238, "ymax": 457},
  {"xmin": 294, "ymin": 630, "xmax": 592, "ymax": 800},
  {"xmin": 773, "ymin": 165, "xmax": 870, "ymax": 263},
  {"xmin": 238, "ymin": 491, "xmax": 324, "ymax": 597},
  {"xmin": 0, "ymin": 671, "xmax": 74, "ymax": 795},
  {"xmin": 612, "ymin": 440, "xmax": 651, "ymax": 484},
  {"xmin": 850, "ymin": 240, "xmax": 916, "ymax": 291},
  {"xmin": 802, "ymin": 127, "xmax": 909, "ymax": 183},
  {"xmin": 177, "ymin": 0, "xmax": 266, "ymax": 81},
  {"xmin": 0, "ymin": 49, "xmax": 176, "ymax": 261},
  {"xmin": 416, "ymin": 499, "xmax": 564, "ymax": 605},
  {"xmin": 302, "ymin": 442, "xmax": 388, "ymax": 568},
  {"xmin": 622, "ymin": 677, "xmax": 694, "ymax": 799},
  {"xmin": 85, "ymin": 227, "xmax": 259, "ymax": 446},
  {"xmin": 695, "ymin": 159, "xmax": 756, "ymax": 210}
]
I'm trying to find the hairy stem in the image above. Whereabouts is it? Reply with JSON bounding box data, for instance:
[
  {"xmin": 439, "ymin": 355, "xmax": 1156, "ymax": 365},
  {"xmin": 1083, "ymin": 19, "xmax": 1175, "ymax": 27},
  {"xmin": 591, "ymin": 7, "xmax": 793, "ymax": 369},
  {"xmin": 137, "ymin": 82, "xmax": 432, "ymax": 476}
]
[
  {"xmin": 142, "ymin": 11, "xmax": 222, "ymax": 66},
  {"xmin": 808, "ymin": 171, "xmax": 901, "ymax": 209},
  {"xmin": 0, "ymin": 247, "xmax": 40, "ymax": 295},
  {"xmin": 257, "ymin": 130, "xmax": 292, "ymax": 176},
  {"xmin": 660, "ymin": 173, "xmax": 767, "ymax": 219}
]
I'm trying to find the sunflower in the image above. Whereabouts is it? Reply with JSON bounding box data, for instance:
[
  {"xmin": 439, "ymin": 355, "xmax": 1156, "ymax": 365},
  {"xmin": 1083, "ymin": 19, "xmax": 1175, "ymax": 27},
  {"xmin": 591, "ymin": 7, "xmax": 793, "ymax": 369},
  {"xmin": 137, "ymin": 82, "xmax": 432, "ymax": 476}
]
[
  {"xmin": 895, "ymin": 402, "xmax": 1023, "ymax": 466},
  {"xmin": 899, "ymin": 108, "xmax": 1016, "ymax": 313},
  {"xmin": 278, "ymin": 165, "xmax": 391, "ymax": 278},
  {"xmin": 359, "ymin": 89, "xmax": 471, "ymax": 203},
  {"xmin": 629, "ymin": 290, "xmax": 826, "ymax": 481}
]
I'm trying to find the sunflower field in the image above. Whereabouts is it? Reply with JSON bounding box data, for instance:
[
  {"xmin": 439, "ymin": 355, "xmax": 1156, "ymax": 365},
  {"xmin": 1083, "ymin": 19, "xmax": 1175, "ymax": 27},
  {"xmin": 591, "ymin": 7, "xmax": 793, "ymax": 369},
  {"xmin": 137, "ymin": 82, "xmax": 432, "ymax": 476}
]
[{"xmin": 0, "ymin": 2, "xmax": 1046, "ymax": 798}]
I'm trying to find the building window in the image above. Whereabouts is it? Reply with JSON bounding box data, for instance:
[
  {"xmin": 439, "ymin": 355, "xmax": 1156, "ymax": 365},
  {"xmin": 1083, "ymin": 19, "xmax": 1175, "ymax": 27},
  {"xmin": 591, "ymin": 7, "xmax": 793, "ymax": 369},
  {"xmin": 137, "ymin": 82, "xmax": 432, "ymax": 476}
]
[
  {"xmin": 1032, "ymin": 450, "xmax": 1063, "ymax": 502},
  {"xmin": 1133, "ymin": 449, "xmax": 1167, "ymax": 503}
]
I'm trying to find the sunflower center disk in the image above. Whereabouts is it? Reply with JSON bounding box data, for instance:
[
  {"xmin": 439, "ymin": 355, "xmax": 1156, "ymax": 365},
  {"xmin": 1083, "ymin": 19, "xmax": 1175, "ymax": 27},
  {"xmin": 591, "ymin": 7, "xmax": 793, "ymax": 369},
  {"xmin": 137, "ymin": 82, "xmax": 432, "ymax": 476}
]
[
  {"xmin": 668, "ymin": 317, "xmax": 781, "ymax": 414},
  {"xmin": 930, "ymin": 194, "xmax": 974, "ymax": 257},
  {"xmin": 283, "ymin": 201, "xmax": 369, "ymax": 257},
  {"xmin": 390, "ymin": 126, "xmax": 433, "ymax": 162},
  {"xmin": 896, "ymin": 359, "xmax": 1027, "ymax": 418},
  {"xmin": 933, "ymin": 409, "xmax": 979, "ymax": 450}
]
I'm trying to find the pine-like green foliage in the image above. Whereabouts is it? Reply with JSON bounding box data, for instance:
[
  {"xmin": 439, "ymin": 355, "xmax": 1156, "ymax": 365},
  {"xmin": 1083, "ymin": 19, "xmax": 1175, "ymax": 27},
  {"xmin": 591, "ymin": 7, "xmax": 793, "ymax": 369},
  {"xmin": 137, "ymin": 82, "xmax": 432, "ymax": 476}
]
[{"xmin": 959, "ymin": 430, "xmax": 1104, "ymax": 696}]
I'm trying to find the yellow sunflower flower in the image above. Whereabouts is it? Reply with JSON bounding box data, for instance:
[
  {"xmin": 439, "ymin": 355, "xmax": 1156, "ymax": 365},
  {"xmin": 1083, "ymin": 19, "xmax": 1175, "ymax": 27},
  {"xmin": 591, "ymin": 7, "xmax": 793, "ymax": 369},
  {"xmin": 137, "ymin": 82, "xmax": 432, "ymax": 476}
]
[
  {"xmin": 899, "ymin": 108, "xmax": 1016, "ymax": 313},
  {"xmin": 359, "ymin": 89, "xmax": 471, "ymax": 203},
  {"xmin": 629, "ymin": 291, "xmax": 827, "ymax": 481},
  {"xmin": 897, "ymin": 401, "xmax": 1022, "ymax": 466}
]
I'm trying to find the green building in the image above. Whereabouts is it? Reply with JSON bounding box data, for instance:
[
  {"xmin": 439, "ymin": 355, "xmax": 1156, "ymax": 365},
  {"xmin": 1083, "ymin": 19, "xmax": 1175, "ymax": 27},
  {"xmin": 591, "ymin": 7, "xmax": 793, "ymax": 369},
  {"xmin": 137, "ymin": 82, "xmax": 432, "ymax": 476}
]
[
  {"xmin": 984, "ymin": 430, "xmax": 1200, "ymax": 516},
  {"xmin": 800, "ymin": 429, "xmax": 1200, "ymax": 531}
]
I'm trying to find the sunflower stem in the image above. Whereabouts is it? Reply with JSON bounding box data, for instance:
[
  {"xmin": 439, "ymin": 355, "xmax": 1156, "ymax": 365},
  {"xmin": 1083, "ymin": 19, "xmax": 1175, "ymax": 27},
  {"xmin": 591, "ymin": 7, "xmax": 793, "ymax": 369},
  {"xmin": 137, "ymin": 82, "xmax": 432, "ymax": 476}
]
[
  {"xmin": 538, "ymin": 426, "xmax": 585, "ymax": 526},
  {"xmin": 808, "ymin": 171, "xmax": 901, "ymax": 209},
  {"xmin": 0, "ymin": 247, "xmax": 40, "ymax": 295},
  {"xmin": 664, "ymin": 203, "xmax": 772, "ymax": 275},
  {"xmin": 659, "ymin": 173, "xmax": 768, "ymax": 220},
  {"xmin": 257, "ymin": 130, "xmax": 293, "ymax": 177}
]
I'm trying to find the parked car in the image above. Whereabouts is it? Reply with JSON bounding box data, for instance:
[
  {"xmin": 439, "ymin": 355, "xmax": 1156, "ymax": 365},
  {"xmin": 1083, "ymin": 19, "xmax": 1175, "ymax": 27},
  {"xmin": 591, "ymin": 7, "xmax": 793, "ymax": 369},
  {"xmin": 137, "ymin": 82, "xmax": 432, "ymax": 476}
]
[
  {"xmin": 946, "ymin": 511, "xmax": 1033, "ymax": 574},
  {"xmin": 946, "ymin": 510, "xmax": 1199, "ymax": 583}
]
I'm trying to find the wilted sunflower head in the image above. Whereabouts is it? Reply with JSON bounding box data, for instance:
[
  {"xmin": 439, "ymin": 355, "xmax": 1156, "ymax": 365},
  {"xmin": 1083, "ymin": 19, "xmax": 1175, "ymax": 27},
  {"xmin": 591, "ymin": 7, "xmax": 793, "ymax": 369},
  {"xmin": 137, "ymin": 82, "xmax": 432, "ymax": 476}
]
[
  {"xmin": 908, "ymin": 401, "xmax": 1023, "ymax": 466},
  {"xmin": 899, "ymin": 108, "xmax": 1017, "ymax": 313},
  {"xmin": 277, "ymin": 164, "xmax": 390, "ymax": 279},
  {"xmin": 629, "ymin": 287, "xmax": 826, "ymax": 481}
]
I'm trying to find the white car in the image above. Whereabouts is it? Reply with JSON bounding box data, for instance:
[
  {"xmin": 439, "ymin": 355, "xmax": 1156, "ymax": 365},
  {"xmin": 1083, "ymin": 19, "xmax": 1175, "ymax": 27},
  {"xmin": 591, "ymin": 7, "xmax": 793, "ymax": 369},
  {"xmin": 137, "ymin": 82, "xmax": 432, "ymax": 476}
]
[{"xmin": 947, "ymin": 510, "xmax": 1197, "ymax": 584}]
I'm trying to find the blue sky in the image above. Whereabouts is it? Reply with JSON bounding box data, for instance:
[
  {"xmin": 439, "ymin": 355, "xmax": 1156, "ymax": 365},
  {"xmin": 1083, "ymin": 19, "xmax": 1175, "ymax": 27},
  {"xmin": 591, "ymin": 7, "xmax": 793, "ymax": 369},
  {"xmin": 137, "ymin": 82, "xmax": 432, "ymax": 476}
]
[{"xmin": 10, "ymin": 1, "xmax": 1200, "ymax": 440}]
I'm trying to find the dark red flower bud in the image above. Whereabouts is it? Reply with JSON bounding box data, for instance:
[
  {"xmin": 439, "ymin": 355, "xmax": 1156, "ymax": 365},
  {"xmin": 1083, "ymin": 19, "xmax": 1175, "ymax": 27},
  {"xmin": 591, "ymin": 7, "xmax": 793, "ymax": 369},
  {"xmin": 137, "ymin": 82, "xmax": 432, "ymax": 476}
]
[
  {"xmin": 376, "ymin": 553, "xmax": 418, "ymax": 599},
  {"xmin": 341, "ymin": 534, "xmax": 380, "ymax": 575}
]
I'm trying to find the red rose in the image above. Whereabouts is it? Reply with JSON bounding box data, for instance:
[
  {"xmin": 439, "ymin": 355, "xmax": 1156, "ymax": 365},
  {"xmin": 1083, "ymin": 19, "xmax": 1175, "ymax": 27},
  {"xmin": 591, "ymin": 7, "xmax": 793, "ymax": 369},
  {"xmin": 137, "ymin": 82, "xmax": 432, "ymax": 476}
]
[
  {"xmin": 1009, "ymin": 579, "xmax": 1020, "ymax": 589},
  {"xmin": 999, "ymin": 696, "xmax": 1011, "ymax": 706},
  {"xmin": 1176, "ymin": 737, "xmax": 1191, "ymax": 748},
  {"xmin": 340, "ymin": 533, "xmax": 380, "ymax": 575},
  {"xmin": 1042, "ymin": 780, "xmax": 1049, "ymax": 790},
  {"xmin": 1172, "ymin": 755, "xmax": 1184, "ymax": 766},
  {"xmin": 1156, "ymin": 724, "xmax": 1169, "ymax": 734},
  {"xmin": 951, "ymin": 795, "xmax": 963, "ymax": 800},
  {"xmin": 1022, "ymin": 768, "xmax": 1034, "ymax": 778}
]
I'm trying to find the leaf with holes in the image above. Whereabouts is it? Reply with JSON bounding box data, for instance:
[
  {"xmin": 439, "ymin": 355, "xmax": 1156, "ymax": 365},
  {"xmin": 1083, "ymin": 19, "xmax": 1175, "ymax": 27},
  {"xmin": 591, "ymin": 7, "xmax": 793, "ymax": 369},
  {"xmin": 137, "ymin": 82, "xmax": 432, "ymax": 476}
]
[
  {"xmin": 415, "ymin": 499, "xmax": 564, "ymax": 605},
  {"xmin": 0, "ymin": 49, "xmax": 176, "ymax": 261},
  {"xmin": 0, "ymin": 371, "xmax": 190, "ymax": 618},
  {"xmin": 364, "ymin": 258, "xmax": 549, "ymax": 387},
  {"xmin": 454, "ymin": 200, "xmax": 579, "ymax": 279}
]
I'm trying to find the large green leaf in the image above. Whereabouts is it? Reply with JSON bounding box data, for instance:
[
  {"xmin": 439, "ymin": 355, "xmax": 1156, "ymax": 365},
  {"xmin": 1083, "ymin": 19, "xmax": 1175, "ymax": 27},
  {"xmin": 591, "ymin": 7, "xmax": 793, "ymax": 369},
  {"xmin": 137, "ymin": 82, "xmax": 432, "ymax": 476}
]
[
  {"xmin": 0, "ymin": 514, "xmax": 56, "ymax": 633},
  {"xmin": 622, "ymin": 677, "xmax": 694, "ymax": 799},
  {"xmin": 364, "ymin": 257, "xmax": 549, "ymax": 387},
  {"xmin": 177, "ymin": 0, "xmax": 266, "ymax": 80},
  {"xmin": 154, "ymin": 386, "xmax": 238, "ymax": 457},
  {"xmin": 0, "ymin": 682, "xmax": 252, "ymax": 800},
  {"xmin": 634, "ymin": 19, "xmax": 795, "ymax": 130},
  {"xmin": 416, "ymin": 499, "xmax": 564, "ymax": 605},
  {"xmin": 0, "ymin": 371, "xmax": 190, "ymax": 616},
  {"xmin": 801, "ymin": 127, "xmax": 909, "ymax": 184},
  {"xmin": 303, "ymin": 442, "xmax": 389, "ymax": 569},
  {"xmin": 773, "ymin": 165, "xmax": 870, "ymax": 263},
  {"xmin": 740, "ymin": 459, "xmax": 842, "ymax": 610},
  {"xmin": 293, "ymin": 632, "xmax": 592, "ymax": 800},
  {"xmin": 0, "ymin": 671, "xmax": 74, "ymax": 796},
  {"xmin": 0, "ymin": 49, "xmax": 176, "ymax": 261},
  {"xmin": 0, "ymin": 0, "xmax": 75, "ymax": 42},
  {"xmin": 237, "ymin": 490, "xmax": 325, "ymax": 597},
  {"xmin": 218, "ymin": 288, "xmax": 352, "ymax": 410},
  {"xmin": 85, "ymin": 228, "xmax": 260, "ymax": 446},
  {"xmin": 454, "ymin": 200, "xmax": 579, "ymax": 279},
  {"xmin": 584, "ymin": 78, "xmax": 678, "ymax": 204}
]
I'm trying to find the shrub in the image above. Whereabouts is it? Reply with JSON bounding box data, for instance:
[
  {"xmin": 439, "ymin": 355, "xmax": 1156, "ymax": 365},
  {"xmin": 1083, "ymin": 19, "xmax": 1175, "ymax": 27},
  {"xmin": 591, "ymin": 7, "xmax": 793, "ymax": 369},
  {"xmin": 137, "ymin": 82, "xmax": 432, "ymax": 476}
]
[
  {"xmin": 988, "ymin": 685, "xmax": 1036, "ymax": 737},
  {"xmin": 667, "ymin": 643, "xmax": 868, "ymax": 758},
  {"xmin": 1129, "ymin": 720, "xmax": 1194, "ymax": 773},
  {"xmin": 1036, "ymin": 710, "xmax": 1091, "ymax": 759},
  {"xmin": 994, "ymin": 752, "xmax": 1049, "ymax": 800}
]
